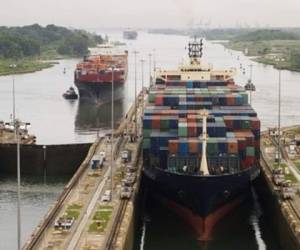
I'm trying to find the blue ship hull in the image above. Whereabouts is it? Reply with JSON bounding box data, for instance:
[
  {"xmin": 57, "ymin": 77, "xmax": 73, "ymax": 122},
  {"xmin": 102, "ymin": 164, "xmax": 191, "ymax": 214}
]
[{"xmin": 143, "ymin": 165, "xmax": 260, "ymax": 240}]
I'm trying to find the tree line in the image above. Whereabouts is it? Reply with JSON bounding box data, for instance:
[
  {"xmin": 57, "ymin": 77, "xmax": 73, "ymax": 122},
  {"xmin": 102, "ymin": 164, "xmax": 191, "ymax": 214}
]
[{"xmin": 0, "ymin": 24, "xmax": 103, "ymax": 59}]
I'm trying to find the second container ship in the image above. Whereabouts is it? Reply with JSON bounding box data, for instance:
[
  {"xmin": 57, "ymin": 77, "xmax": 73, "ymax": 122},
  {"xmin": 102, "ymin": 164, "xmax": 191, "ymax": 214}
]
[
  {"xmin": 74, "ymin": 44, "xmax": 128, "ymax": 103},
  {"xmin": 143, "ymin": 39, "xmax": 260, "ymax": 240}
]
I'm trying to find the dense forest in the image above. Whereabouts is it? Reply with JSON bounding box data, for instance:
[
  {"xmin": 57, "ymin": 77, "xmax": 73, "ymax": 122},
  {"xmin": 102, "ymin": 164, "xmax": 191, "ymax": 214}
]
[{"xmin": 0, "ymin": 24, "xmax": 103, "ymax": 59}]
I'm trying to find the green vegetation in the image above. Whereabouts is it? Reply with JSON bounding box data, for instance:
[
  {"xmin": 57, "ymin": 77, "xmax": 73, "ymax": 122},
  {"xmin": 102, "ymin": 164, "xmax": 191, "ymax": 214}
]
[
  {"xmin": 65, "ymin": 203, "xmax": 82, "ymax": 219},
  {"xmin": 294, "ymin": 161, "xmax": 300, "ymax": 171},
  {"xmin": 68, "ymin": 203, "xmax": 82, "ymax": 210},
  {"xmin": 224, "ymin": 30, "xmax": 300, "ymax": 72},
  {"xmin": 66, "ymin": 209, "xmax": 80, "ymax": 219},
  {"xmin": 232, "ymin": 29, "xmax": 299, "ymax": 42},
  {"xmin": 273, "ymin": 162, "xmax": 288, "ymax": 169},
  {"xmin": 0, "ymin": 59, "xmax": 55, "ymax": 76},
  {"xmin": 285, "ymin": 173, "xmax": 298, "ymax": 183},
  {"xmin": 272, "ymin": 162, "xmax": 298, "ymax": 183},
  {"xmin": 151, "ymin": 27, "xmax": 300, "ymax": 72},
  {"xmin": 89, "ymin": 206, "xmax": 113, "ymax": 233},
  {"xmin": 0, "ymin": 24, "xmax": 103, "ymax": 75}
]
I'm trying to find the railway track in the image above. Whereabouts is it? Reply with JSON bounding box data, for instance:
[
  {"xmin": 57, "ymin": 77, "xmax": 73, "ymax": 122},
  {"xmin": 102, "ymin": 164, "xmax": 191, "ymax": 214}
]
[{"xmin": 104, "ymin": 200, "xmax": 128, "ymax": 250}]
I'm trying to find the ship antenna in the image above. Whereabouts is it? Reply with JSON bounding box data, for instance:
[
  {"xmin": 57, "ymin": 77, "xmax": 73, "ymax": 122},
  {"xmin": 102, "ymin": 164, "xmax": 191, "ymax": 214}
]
[{"xmin": 199, "ymin": 109, "xmax": 210, "ymax": 175}]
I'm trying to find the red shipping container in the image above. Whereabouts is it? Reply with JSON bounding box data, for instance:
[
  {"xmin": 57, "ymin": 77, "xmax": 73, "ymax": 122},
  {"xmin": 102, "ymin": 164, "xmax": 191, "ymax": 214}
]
[
  {"xmin": 228, "ymin": 140, "xmax": 238, "ymax": 154},
  {"xmin": 237, "ymin": 138, "xmax": 247, "ymax": 150},
  {"xmin": 188, "ymin": 122, "xmax": 198, "ymax": 137},
  {"xmin": 224, "ymin": 116, "xmax": 234, "ymax": 129},
  {"xmin": 187, "ymin": 114, "xmax": 197, "ymax": 123},
  {"xmin": 234, "ymin": 130, "xmax": 255, "ymax": 146},
  {"xmin": 169, "ymin": 140, "xmax": 179, "ymax": 154},
  {"xmin": 189, "ymin": 139, "xmax": 199, "ymax": 154},
  {"xmin": 226, "ymin": 95, "xmax": 235, "ymax": 106},
  {"xmin": 151, "ymin": 116, "xmax": 160, "ymax": 129},
  {"xmin": 251, "ymin": 118, "xmax": 261, "ymax": 130},
  {"xmin": 245, "ymin": 156, "xmax": 255, "ymax": 167},
  {"xmin": 155, "ymin": 96, "xmax": 164, "ymax": 106}
]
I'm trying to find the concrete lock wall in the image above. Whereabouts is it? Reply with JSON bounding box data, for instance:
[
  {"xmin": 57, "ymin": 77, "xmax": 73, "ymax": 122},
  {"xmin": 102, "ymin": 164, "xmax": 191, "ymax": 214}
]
[
  {"xmin": 0, "ymin": 143, "xmax": 92, "ymax": 176},
  {"xmin": 255, "ymin": 173, "xmax": 300, "ymax": 250}
]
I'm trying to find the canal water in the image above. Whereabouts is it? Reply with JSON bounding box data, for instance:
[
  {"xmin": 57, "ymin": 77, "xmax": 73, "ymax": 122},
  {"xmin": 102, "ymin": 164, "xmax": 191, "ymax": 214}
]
[{"xmin": 0, "ymin": 31, "xmax": 300, "ymax": 249}]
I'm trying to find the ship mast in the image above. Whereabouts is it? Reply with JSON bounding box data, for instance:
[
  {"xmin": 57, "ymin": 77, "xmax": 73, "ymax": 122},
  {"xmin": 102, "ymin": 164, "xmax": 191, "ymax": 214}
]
[
  {"xmin": 188, "ymin": 37, "xmax": 203, "ymax": 64},
  {"xmin": 199, "ymin": 109, "xmax": 210, "ymax": 175}
]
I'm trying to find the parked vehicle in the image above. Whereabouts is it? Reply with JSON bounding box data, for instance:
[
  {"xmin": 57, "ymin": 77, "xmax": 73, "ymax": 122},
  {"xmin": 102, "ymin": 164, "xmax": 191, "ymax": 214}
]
[
  {"xmin": 120, "ymin": 186, "xmax": 133, "ymax": 199},
  {"xmin": 101, "ymin": 190, "xmax": 111, "ymax": 202},
  {"xmin": 126, "ymin": 164, "xmax": 137, "ymax": 172},
  {"xmin": 281, "ymin": 180, "xmax": 295, "ymax": 200},
  {"xmin": 121, "ymin": 150, "xmax": 132, "ymax": 163},
  {"xmin": 123, "ymin": 175, "xmax": 136, "ymax": 186},
  {"xmin": 99, "ymin": 151, "xmax": 106, "ymax": 161}
]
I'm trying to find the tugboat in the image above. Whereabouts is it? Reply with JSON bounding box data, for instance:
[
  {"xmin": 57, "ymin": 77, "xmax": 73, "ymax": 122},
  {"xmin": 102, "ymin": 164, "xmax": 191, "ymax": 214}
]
[{"xmin": 63, "ymin": 86, "xmax": 78, "ymax": 100}]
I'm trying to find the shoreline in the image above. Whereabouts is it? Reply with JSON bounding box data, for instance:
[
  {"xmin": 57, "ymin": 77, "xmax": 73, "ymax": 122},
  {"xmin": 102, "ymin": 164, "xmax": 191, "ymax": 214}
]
[
  {"xmin": 0, "ymin": 60, "xmax": 57, "ymax": 76},
  {"xmin": 0, "ymin": 53, "xmax": 80, "ymax": 76},
  {"xmin": 220, "ymin": 41, "xmax": 300, "ymax": 73}
]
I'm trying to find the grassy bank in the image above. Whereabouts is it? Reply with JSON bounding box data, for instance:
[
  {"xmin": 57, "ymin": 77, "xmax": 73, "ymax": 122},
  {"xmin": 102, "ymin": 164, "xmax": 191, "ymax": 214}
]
[
  {"xmin": 224, "ymin": 40, "xmax": 300, "ymax": 72},
  {"xmin": 0, "ymin": 59, "xmax": 57, "ymax": 76}
]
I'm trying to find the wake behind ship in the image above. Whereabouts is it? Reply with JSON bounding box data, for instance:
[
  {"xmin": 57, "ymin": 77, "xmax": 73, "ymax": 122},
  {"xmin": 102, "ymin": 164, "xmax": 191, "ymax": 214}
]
[
  {"xmin": 142, "ymin": 39, "xmax": 260, "ymax": 240},
  {"xmin": 74, "ymin": 44, "xmax": 128, "ymax": 103}
]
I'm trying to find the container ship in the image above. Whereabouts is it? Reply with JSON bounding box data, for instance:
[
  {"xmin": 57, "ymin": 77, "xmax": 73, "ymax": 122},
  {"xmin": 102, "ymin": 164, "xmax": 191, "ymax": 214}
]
[
  {"xmin": 74, "ymin": 45, "xmax": 128, "ymax": 103},
  {"xmin": 142, "ymin": 39, "xmax": 260, "ymax": 240},
  {"xmin": 123, "ymin": 30, "xmax": 138, "ymax": 40}
]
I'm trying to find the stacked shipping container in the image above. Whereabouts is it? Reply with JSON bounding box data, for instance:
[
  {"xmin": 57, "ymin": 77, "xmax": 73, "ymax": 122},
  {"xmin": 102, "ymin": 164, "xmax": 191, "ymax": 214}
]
[{"xmin": 143, "ymin": 80, "xmax": 260, "ymax": 175}]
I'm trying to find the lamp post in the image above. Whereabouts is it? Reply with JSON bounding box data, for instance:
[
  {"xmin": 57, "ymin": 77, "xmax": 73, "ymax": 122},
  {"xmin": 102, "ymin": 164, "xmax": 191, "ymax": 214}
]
[
  {"xmin": 9, "ymin": 63, "xmax": 22, "ymax": 250},
  {"xmin": 249, "ymin": 64, "xmax": 253, "ymax": 105},
  {"xmin": 153, "ymin": 49, "xmax": 156, "ymax": 82},
  {"xmin": 140, "ymin": 59, "xmax": 145, "ymax": 124},
  {"xmin": 148, "ymin": 53, "xmax": 152, "ymax": 87},
  {"xmin": 110, "ymin": 66, "xmax": 114, "ymax": 198},
  {"xmin": 140, "ymin": 59, "xmax": 145, "ymax": 94},
  {"xmin": 133, "ymin": 51, "xmax": 139, "ymax": 139},
  {"xmin": 16, "ymin": 119, "xmax": 21, "ymax": 250},
  {"xmin": 10, "ymin": 64, "xmax": 16, "ymax": 137},
  {"xmin": 278, "ymin": 70, "xmax": 282, "ymax": 166}
]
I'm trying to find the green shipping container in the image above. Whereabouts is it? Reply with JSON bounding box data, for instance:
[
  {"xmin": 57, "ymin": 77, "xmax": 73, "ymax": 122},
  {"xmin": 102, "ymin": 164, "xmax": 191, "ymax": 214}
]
[
  {"xmin": 241, "ymin": 93, "xmax": 248, "ymax": 105},
  {"xmin": 246, "ymin": 146, "xmax": 255, "ymax": 156},
  {"xmin": 178, "ymin": 123, "xmax": 188, "ymax": 137},
  {"xmin": 143, "ymin": 129, "xmax": 152, "ymax": 137},
  {"xmin": 160, "ymin": 119, "xmax": 170, "ymax": 130},
  {"xmin": 148, "ymin": 93, "xmax": 156, "ymax": 103},
  {"xmin": 143, "ymin": 138, "xmax": 150, "ymax": 149},
  {"xmin": 241, "ymin": 120, "xmax": 251, "ymax": 129},
  {"xmin": 207, "ymin": 141, "xmax": 218, "ymax": 155}
]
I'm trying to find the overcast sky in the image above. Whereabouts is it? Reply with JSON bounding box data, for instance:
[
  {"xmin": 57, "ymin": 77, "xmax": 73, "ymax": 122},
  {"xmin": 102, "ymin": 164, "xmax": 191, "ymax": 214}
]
[{"xmin": 1, "ymin": 0, "xmax": 300, "ymax": 29}]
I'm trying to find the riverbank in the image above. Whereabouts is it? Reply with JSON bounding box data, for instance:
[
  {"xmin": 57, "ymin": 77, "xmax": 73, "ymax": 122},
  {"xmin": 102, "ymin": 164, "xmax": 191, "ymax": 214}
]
[
  {"xmin": 222, "ymin": 40, "xmax": 300, "ymax": 72},
  {"xmin": 0, "ymin": 59, "xmax": 57, "ymax": 76}
]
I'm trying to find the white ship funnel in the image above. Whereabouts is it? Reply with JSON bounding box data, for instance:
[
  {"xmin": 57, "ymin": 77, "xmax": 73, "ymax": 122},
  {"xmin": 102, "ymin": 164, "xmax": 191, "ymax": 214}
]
[{"xmin": 199, "ymin": 110, "xmax": 210, "ymax": 176}]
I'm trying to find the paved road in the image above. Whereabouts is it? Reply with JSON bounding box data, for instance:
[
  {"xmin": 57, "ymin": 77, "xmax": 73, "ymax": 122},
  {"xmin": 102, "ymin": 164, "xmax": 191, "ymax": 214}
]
[{"xmin": 66, "ymin": 165, "xmax": 111, "ymax": 250}]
